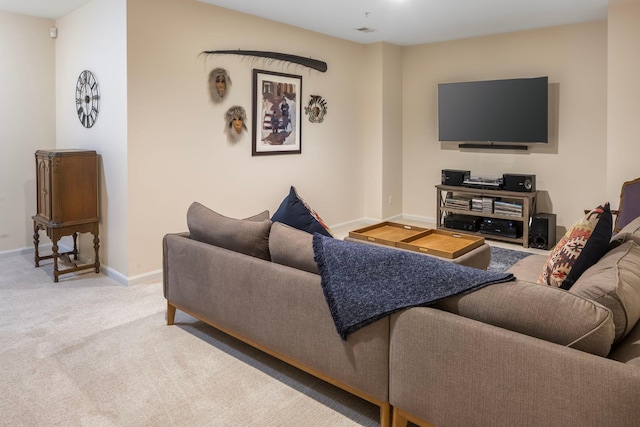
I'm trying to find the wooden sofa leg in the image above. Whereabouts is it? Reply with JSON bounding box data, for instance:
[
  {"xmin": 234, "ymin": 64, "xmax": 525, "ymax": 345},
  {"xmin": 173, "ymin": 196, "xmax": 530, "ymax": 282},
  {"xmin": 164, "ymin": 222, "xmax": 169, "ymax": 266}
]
[
  {"xmin": 392, "ymin": 406, "xmax": 437, "ymax": 427},
  {"xmin": 380, "ymin": 402, "xmax": 392, "ymax": 427},
  {"xmin": 167, "ymin": 302, "xmax": 176, "ymax": 325},
  {"xmin": 392, "ymin": 406, "xmax": 408, "ymax": 427}
]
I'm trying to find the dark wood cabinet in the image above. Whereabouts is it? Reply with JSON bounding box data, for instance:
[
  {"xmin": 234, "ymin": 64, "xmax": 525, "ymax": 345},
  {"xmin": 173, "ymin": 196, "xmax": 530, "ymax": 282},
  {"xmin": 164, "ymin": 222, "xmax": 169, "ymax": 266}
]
[{"xmin": 32, "ymin": 149, "xmax": 100, "ymax": 282}]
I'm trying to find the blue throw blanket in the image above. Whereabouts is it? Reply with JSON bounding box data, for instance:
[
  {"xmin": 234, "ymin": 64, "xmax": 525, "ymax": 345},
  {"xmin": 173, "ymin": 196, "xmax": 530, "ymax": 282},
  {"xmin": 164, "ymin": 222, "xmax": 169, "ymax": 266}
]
[{"xmin": 312, "ymin": 234, "xmax": 515, "ymax": 339}]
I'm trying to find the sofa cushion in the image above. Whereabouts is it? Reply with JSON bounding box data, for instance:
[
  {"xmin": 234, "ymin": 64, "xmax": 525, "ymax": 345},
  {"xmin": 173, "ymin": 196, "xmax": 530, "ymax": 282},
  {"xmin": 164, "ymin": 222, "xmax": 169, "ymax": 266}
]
[
  {"xmin": 506, "ymin": 254, "xmax": 548, "ymax": 283},
  {"xmin": 435, "ymin": 269, "xmax": 615, "ymax": 356},
  {"xmin": 186, "ymin": 201, "xmax": 271, "ymax": 260},
  {"xmin": 271, "ymin": 186, "xmax": 332, "ymax": 236},
  {"xmin": 538, "ymin": 203, "xmax": 612, "ymax": 290},
  {"xmin": 269, "ymin": 222, "xmax": 319, "ymax": 274},
  {"xmin": 569, "ymin": 240, "xmax": 640, "ymax": 342},
  {"xmin": 610, "ymin": 215, "xmax": 640, "ymax": 248}
]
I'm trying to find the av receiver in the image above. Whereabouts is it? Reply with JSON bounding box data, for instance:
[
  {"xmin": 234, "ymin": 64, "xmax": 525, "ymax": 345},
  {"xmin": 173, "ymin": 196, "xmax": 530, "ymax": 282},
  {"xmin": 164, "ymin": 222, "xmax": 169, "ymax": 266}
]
[{"xmin": 480, "ymin": 218, "xmax": 522, "ymax": 238}]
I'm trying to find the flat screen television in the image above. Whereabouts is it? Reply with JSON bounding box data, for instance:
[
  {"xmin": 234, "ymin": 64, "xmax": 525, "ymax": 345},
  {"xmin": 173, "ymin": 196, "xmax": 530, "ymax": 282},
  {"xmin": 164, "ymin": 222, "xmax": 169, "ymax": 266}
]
[{"xmin": 437, "ymin": 76, "xmax": 548, "ymax": 146}]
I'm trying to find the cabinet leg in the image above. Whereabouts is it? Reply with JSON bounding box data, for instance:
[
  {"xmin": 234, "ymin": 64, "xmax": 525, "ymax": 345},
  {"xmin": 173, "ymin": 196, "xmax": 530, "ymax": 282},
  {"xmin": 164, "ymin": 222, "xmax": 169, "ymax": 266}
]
[
  {"xmin": 72, "ymin": 232, "xmax": 79, "ymax": 260},
  {"xmin": 33, "ymin": 222, "xmax": 40, "ymax": 267},
  {"xmin": 52, "ymin": 241, "xmax": 60, "ymax": 283},
  {"xmin": 93, "ymin": 233, "xmax": 100, "ymax": 274}
]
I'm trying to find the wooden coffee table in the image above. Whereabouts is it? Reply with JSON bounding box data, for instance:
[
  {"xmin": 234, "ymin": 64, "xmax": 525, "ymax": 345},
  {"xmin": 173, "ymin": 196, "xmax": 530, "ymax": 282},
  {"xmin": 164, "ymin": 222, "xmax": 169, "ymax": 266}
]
[{"xmin": 347, "ymin": 221, "xmax": 491, "ymax": 270}]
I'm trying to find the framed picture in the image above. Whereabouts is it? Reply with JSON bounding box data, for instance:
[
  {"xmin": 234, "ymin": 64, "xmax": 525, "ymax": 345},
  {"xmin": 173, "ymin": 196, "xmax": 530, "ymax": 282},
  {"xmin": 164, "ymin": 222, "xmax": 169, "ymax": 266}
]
[{"xmin": 252, "ymin": 69, "xmax": 302, "ymax": 155}]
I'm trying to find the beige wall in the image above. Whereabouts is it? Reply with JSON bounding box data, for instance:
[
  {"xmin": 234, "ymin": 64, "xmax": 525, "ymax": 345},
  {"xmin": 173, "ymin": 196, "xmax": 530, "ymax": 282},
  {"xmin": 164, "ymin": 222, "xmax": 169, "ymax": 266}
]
[
  {"xmin": 358, "ymin": 42, "xmax": 403, "ymax": 222},
  {"xmin": 381, "ymin": 43, "xmax": 404, "ymax": 220},
  {"xmin": 55, "ymin": 0, "xmax": 129, "ymax": 278},
  {"xmin": 402, "ymin": 21, "xmax": 608, "ymax": 228},
  {"xmin": 607, "ymin": 0, "xmax": 640, "ymax": 202},
  {"xmin": 126, "ymin": 0, "xmax": 372, "ymax": 277},
  {"xmin": 0, "ymin": 11, "xmax": 56, "ymax": 254},
  {"xmin": 362, "ymin": 43, "xmax": 384, "ymax": 220}
]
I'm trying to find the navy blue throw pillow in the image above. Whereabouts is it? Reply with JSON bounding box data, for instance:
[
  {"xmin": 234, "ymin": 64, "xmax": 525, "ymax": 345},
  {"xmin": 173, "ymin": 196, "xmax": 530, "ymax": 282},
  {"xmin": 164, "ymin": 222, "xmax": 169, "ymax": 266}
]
[{"xmin": 272, "ymin": 186, "xmax": 332, "ymax": 236}]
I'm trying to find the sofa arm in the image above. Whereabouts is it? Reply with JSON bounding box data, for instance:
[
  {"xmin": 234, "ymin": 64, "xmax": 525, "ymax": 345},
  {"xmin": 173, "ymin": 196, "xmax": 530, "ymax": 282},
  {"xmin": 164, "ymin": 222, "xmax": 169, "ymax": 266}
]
[
  {"xmin": 390, "ymin": 307, "xmax": 640, "ymax": 427},
  {"xmin": 162, "ymin": 232, "xmax": 189, "ymax": 299}
]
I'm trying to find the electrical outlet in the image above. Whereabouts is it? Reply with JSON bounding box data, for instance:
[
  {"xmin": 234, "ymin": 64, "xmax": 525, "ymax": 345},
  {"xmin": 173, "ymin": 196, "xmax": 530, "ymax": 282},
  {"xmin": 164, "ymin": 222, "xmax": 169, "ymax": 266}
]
[{"xmin": 388, "ymin": 195, "xmax": 393, "ymax": 204}]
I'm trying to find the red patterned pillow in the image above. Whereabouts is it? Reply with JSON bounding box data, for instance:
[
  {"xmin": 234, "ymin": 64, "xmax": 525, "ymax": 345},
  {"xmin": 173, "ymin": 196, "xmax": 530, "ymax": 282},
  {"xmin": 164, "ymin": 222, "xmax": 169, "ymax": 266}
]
[{"xmin": 538, "ymin": 203, "xmax": 612, "ymax": 289}]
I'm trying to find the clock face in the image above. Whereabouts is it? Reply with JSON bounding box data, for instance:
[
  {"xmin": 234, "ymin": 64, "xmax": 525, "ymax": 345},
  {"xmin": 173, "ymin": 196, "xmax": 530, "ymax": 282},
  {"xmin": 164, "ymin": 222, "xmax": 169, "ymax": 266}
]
[{"xmin": 75, "ymin": 70, "xmax": 100, "ymax": 128}]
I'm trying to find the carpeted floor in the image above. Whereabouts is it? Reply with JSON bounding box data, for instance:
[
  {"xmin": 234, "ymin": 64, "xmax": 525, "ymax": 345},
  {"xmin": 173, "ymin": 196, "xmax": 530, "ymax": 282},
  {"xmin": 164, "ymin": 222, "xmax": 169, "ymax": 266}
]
[
  {"xmin": 1, "ymin": 248, "xmax": 531, "ymax": 426},
  {"xmin": 0, "ymin": 254, "xmax": 379, "ymax": 426}
]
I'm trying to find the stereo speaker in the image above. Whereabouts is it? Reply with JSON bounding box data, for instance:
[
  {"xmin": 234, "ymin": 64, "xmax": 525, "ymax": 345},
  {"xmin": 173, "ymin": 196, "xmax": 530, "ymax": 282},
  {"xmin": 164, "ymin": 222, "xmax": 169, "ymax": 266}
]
[
  {"xmin": 442, "ymin": 169, "xmax": 470, "ymax": 186},
  {"xmin": 529, "ymin": 213, "xmax": 556, "ymax": 250},
  {"xmin": 503, "ymin": 173, "xmax": 536, "ymax": 192}
]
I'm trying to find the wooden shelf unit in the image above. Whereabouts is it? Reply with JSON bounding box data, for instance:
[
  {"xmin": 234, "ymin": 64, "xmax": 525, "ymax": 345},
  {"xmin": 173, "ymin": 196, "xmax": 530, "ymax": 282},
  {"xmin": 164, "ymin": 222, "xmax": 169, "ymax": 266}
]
[{"xmin": 436, "ymin": 184, "xmax": 537, "ymax": 248}]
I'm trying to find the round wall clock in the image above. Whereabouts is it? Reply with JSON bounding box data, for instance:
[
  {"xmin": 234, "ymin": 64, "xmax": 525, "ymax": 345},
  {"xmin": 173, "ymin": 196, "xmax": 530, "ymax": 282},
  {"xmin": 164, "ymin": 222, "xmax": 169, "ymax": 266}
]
[{"xmin": 75, "ymin": 70, "xmax": 100, "ymax": 128}]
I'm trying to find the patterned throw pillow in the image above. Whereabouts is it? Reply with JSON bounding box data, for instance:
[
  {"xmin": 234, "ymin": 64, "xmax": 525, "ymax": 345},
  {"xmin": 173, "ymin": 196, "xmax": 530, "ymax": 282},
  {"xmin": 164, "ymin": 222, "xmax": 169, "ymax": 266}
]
[
  {"xmin": 272, "ymin": 186, "xmax": 333, "ymax": 236},
  {"xmin": 538, "ymin": 203, "xmax": 612, "ymax": 289}
]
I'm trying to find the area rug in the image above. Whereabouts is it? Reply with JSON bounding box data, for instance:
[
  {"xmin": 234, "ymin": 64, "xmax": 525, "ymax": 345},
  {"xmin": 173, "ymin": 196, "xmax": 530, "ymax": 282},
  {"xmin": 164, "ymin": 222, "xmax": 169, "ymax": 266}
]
[{"xmin": 488, "ymin": 246, "xmax": 534, "ymax": 272}]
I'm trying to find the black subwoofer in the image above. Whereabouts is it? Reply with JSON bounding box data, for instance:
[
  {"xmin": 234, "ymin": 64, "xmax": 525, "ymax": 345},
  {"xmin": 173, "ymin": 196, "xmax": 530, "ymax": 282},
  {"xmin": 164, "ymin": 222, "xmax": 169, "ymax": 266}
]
[
  {"xmin": 529, "ymin": 213, "xmax": 556, "ymax": 250},
  {"xmin": 503, "ymin": 173, "xmax": 536, "ymax": 192}
]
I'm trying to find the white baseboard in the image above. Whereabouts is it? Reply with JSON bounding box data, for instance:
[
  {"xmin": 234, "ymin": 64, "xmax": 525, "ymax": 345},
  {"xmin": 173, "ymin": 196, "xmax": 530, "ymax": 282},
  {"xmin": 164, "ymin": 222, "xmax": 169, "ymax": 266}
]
[
  {"xmin": 1, "ymin": 244, "xmax": 161, "ymax": 286},
  {"xmin": 98, "ymin": 266, "xmax": 160, "ymax": 286},
  {"xmin": 330, "ymin": 214, "xmax": 436, "ymax": 231},
  {"xmin": 398, "ymin": 213, "xmax": 437, "ymax": 224},
  {"xmin": 0, "ymin": 244, "xmax": 52, "ymax": 259},
  {"xmin": 327, "ymin": 217, "xmax": 371, "ymax": 231}
]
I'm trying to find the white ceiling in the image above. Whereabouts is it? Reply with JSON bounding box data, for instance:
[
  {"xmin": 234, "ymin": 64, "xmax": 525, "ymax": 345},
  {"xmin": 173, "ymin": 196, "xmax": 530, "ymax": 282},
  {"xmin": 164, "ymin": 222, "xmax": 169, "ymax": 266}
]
[
  {"xmin": 0, "ymin": 0, "xmax": 90, "ymax": 20},
  {"xmin": 0, "ymin": 0, "xmax": 609, "ymax": 45}
]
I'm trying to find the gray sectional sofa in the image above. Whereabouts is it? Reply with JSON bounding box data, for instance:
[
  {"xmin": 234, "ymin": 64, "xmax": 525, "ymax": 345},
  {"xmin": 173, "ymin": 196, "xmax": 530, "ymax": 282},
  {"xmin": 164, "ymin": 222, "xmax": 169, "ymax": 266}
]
[
  {"xmin": 391, "ymin": 217, "xmax": 640, "ymax": 427},
  {"xmin": 163, "ymin": 202, "xmax": 640, "ymax": 427},
  {"xmin": 163, "ymin": 203, "xmax": 392, "ymax": 425}
]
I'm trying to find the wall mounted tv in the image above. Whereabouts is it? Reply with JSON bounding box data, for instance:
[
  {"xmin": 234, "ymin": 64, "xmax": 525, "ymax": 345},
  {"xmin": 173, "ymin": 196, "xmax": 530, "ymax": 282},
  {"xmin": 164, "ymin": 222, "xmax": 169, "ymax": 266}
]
[{"xmin": 438, "ymin": 76, "xmax": 548, "ymax": 150}]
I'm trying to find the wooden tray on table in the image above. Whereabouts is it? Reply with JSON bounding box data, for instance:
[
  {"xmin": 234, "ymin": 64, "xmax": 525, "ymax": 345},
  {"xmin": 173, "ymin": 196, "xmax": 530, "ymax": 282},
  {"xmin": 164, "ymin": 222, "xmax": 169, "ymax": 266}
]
[
  {"xmin": 396, "ymin": 229, "xmax": 484, "ymax": 259},
  {"xmin": 348, "ymin": 222, "xmax": 428, "ymax": 247}
]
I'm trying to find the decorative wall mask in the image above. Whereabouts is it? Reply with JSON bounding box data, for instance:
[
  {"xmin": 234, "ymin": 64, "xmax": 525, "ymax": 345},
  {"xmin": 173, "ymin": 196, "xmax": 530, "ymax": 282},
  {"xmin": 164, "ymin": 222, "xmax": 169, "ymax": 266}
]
[
  {"xmin": 225, "ymin": 106, "xmax": 247, "ymax": 141},
  {"xmin": 304, "ymin": 95, "xmax": 328, "ymax": 123},
  {"xmin": 208, "ymin": 67, "xmax": 231, "ymax": 102}
]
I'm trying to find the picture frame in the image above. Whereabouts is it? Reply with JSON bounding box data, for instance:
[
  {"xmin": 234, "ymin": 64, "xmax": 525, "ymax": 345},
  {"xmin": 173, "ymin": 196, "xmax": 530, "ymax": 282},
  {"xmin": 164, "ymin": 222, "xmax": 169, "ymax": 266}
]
[{"xmin": 252, "ymin": 69, "xmax": 302, "ymax": 155}]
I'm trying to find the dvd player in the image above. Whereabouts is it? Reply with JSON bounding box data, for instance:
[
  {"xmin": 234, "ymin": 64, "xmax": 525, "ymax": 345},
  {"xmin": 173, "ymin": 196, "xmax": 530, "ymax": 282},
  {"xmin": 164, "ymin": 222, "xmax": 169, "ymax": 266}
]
[
  {"xmin": 480, "ymin": 218, "xmax": 522, "ymax": 238},
  {"xmin": 463, "ymin": 176, "xmax": 504, "ymax": 190}
]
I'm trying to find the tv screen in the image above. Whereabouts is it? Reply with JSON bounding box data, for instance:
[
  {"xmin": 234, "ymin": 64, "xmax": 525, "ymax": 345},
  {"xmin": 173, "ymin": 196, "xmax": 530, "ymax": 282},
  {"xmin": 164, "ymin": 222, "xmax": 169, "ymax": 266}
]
[{"xmin": 438, "ymin": 77, "xmax": 548, "ymax": 144}]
